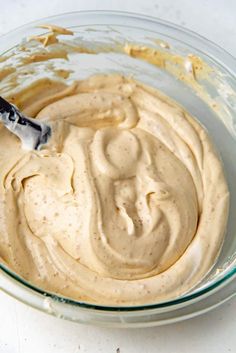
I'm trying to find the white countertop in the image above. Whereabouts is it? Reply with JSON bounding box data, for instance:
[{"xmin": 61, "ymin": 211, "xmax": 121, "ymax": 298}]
[{"xmin": 0, "ymin": 1, "xmax": 235, "ymax": 352}]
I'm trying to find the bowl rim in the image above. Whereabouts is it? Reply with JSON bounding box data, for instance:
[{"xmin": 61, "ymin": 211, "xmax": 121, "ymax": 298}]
[{"xmin": 0, "ymin": 9, "xmax": 235, "ymax": 313}]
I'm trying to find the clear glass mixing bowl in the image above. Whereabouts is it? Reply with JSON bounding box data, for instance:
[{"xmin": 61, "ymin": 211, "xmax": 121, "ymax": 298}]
[{"xmin": 0, "ymin": 11, "xmax": 235, "ymax": 327}]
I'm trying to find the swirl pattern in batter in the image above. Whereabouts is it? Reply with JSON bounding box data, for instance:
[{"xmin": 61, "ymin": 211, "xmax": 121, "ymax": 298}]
[{"xmin": 0, "ymin": 74, "xmax": 229, "ymax": 305}]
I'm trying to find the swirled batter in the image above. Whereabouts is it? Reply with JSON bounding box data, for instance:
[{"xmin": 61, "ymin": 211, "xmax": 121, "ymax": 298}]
[{"xmin": 0, "ymin": 74, "xmax": 229, "ymax": 305}]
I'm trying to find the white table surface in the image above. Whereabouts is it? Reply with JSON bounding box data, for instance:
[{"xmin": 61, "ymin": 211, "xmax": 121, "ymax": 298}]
[{"xmin": 0, "ymin": 1, "xmax": 235, "ymax": 352}]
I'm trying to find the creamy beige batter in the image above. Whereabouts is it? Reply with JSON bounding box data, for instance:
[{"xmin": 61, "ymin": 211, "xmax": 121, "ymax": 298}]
[{"xmin": 0, "ymin": 74, "xmax": 229, "ymax": 305}]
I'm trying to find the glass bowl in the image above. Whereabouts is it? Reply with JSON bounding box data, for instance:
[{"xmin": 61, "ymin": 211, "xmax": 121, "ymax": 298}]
[{"xmin": 0, "ymin": 10, "xmax": 235, "ymax": 327}]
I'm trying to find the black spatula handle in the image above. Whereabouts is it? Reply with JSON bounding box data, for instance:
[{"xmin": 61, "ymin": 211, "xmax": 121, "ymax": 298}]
[{"xmin": 0, "ymin": 96, "xmax": 51, "ymax": 150}]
